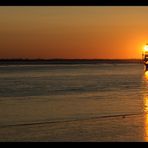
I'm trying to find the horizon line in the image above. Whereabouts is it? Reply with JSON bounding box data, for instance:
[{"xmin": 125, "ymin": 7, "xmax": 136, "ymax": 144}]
[{"xmin": 0, "ymin": 58, "xmax": 142, "ymax": 60}]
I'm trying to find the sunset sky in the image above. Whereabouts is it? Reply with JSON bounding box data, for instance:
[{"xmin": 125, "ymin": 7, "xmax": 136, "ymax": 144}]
[{"xmin": 0, "ymin": 6, "xmax": 148, "ymax": 59}]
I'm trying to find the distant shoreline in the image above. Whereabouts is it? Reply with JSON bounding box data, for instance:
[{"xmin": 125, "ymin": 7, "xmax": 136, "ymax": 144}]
[{"xmin": 0, "ymin": 59, "xmax": 143, "ymax": 65}]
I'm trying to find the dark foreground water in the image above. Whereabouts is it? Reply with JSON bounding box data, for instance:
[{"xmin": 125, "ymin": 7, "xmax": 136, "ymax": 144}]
[{"xmin": 0, "ymin": 62, "xmax": 148, "ymax": 141}]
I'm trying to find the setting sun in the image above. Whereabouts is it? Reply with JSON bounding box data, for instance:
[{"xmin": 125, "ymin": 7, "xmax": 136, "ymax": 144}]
[{"xmin": 144, "ymin": 44, "xmax": 148, "ymax": 52}]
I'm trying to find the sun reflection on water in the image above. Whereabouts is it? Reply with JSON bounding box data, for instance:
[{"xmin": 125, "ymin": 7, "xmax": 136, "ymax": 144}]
[
  {"xmin": 145, "ymin": 71, "xmax": 148, "ymax": 80},
  {"xmin": 144, "ymin": 70, "xmax": 148, "ymax": 141},
  {"xmin": 144, "ymin": 96, "xmax": 148, "ymax": 141}
]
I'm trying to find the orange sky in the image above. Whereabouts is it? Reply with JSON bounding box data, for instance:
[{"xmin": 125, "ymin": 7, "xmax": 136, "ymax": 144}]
[{"xmin": 0, "ymin": 6, "xmax": 148, "ymax": 59}]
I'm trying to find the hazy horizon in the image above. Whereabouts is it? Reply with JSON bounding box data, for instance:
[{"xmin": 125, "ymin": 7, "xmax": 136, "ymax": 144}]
[{"xmin": 0, "ymin": 58, "xmax": 142, "ymax": 60}]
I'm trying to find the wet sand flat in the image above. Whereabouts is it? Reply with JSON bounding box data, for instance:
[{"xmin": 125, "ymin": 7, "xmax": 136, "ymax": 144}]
[{"xmin": 0, "ymin": 113, "xmax": 146, "ymax": 142}]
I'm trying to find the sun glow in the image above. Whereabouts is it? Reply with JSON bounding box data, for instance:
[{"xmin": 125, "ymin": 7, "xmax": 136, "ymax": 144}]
[{"xmin": 144, "ymin": 44, "xmax": 148, "ymax": 53}]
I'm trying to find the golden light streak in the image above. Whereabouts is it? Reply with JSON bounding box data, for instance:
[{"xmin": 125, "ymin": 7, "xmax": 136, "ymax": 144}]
[
  {"xmin": 144, "ymin": 71, "xmax": 148, "ymax": 80},
  {"xmin": 144, "ymin": 96, "xmax": 148, "ymax": 141}
]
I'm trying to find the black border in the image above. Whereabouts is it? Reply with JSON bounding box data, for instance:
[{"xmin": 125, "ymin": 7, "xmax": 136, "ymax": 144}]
[
  {"xmin": 0, "ymin": 0, "xmax": 148, "ymax": 6},
  {"xmin": 1, "ymin": 142, "xmax": 148, "ymax": 146}
]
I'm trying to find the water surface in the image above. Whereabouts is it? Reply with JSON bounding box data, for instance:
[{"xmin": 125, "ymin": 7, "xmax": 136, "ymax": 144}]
[{"xmin": 0, "ymin": 62, "xmax": 147, "ymax": 141}]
